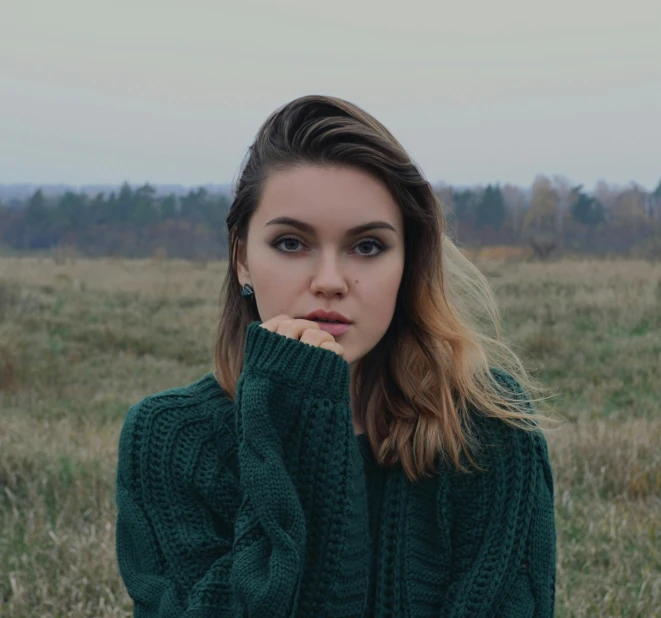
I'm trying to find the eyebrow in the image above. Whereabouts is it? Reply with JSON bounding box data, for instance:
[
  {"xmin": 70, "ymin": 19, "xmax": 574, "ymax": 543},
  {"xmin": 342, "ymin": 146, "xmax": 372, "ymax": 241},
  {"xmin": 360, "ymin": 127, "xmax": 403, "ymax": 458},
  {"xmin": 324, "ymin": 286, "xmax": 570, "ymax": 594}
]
[{"xmin": 264, "ymin": 216, "xmax": 398, "ymax": 236}]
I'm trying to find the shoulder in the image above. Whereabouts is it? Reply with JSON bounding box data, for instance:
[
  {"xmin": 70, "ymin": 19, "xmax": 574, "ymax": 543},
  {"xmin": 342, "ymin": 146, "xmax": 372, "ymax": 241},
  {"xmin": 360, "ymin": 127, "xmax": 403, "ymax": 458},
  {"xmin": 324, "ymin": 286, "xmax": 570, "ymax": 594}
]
[
  {"xmin": 120, "ymin": 372, "xmax": 233, "ymax": 440},
  {"xmin": 488, "ymin": 366, "xmax": 533, "ymax": 409},
  {"xmin": 116, "ymin": 373, "xmax": 236, "ymax": 490},
  {"xmin": 461, "ymin": 367, "xmax": 552, "ymax": 484},
  {"xmin": 468, "ymin": 367, "xmax": 537, "ymax": 440}
]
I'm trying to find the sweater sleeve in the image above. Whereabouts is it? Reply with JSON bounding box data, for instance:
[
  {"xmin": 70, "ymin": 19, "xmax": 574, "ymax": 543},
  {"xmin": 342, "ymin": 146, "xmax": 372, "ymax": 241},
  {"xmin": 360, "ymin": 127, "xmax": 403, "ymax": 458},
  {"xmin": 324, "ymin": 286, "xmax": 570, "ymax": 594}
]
[
  {"xmin": 115, "ymin": 321, "xmax": 370, "ymax": 617},
  {"xmin": 437, "ymin": 371, "xmax": 556, "ymax": 618},
  {"xmin": 231, "ymin": 321, "xmax": 370, "ymax": 616},
  {"xmin": 115, "ymin": 397, "xmax": 240, "ymax": 618}
]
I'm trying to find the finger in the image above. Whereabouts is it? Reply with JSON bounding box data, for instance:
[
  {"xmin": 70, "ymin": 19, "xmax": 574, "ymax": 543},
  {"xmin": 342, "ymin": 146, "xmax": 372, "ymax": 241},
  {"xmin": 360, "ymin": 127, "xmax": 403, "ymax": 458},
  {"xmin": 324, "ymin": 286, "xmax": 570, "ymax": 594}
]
[
  {"xmin": 320, "ymin": 341, "xmax": 344, "ymax": 357},
  {"xmin": 259, "ymin": 314, "xmax": 293, "ymax": 332},
  {"xmin": 274, "ymin": 319, "xmax": 296, "ymax": 338},
  {"xmin": 299, "ymin": 328, "xmax": 335, "ymax": 347},
  {"xmin": 276, "ymin": 318, "xmax": 320, "ymax": 340}
]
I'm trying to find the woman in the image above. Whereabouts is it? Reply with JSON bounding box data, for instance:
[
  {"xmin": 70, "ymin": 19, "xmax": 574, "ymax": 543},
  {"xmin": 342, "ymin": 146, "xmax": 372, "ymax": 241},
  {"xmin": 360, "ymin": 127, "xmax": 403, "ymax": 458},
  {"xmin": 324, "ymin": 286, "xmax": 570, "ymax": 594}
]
[{"xmin": 115, "ymin": 94, "xmax": 556, "ymax": 617}]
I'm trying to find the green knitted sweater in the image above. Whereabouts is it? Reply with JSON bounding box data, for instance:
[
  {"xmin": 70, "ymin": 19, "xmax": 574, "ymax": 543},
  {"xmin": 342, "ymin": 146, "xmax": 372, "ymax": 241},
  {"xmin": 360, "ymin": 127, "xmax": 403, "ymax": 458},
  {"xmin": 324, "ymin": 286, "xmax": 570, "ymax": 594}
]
[{"xmin": 115, "ymin": 321, "xmax": 556, "ymax": 617}]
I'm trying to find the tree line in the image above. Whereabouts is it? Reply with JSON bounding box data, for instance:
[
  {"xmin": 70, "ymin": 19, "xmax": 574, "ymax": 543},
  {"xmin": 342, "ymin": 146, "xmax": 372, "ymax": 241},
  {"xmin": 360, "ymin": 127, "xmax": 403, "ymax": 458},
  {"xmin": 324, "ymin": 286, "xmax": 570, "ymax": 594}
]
[
  {"xmin": 1, "ymin": 176, "xmax": 660, "ymax": 260},
  {"xmin": 0, "ymin": 183, "xmax": 230, "ymax": 259},
  {"xmin": 438, "ymin": 175, "xmax": 661, "ymax": 258}
]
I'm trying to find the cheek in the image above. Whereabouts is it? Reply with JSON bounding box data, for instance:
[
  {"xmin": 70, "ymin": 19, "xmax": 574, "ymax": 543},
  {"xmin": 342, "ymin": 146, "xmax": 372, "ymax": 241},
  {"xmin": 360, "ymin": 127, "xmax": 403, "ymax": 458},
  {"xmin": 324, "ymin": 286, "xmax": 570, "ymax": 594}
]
[
  {"xmin": 360, "ymin": 270, "xmax": 402, "ymax": 325},
  {"xmin": 251, "ymin": 253, "xmax": 304, "ymax": 318}
]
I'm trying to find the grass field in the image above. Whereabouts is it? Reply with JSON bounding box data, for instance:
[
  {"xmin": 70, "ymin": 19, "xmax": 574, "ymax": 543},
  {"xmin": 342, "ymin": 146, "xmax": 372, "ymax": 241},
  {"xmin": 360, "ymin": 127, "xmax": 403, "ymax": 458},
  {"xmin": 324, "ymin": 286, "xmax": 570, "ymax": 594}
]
[{"xmin": 1, "ymin": 255, "xmax": 660, "ymax": 617}]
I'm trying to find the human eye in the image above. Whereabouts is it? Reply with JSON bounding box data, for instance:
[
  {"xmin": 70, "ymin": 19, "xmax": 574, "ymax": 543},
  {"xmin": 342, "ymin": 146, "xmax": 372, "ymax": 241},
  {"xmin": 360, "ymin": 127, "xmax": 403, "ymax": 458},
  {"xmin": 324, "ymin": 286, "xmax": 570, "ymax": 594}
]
[
  {"xmin": 353, "ymin": 238, "xmax": 386, "ymax": 257},
  {"xmin": 271, "ymin": 236, "xmax": 386, "ymax": 257},
  {"xmin": 271, "ymin": 236, "xmax": 305, "ymax": 253}
]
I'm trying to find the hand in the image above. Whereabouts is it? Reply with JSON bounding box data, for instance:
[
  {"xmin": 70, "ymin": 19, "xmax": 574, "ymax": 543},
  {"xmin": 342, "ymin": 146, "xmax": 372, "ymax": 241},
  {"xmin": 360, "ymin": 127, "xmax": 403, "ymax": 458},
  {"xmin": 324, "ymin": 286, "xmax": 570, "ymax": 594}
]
[{"xmin": 259, "ymin": 314, "xmax": 345, "ymax": 359}]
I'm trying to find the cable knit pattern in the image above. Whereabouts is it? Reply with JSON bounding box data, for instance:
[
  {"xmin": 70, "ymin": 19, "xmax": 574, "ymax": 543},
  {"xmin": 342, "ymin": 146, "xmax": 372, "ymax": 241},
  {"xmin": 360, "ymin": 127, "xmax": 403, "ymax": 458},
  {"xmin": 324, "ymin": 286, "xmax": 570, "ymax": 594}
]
[{"xmin": 115, "ymin": 321, "xmax": 556, "ymax": 617}]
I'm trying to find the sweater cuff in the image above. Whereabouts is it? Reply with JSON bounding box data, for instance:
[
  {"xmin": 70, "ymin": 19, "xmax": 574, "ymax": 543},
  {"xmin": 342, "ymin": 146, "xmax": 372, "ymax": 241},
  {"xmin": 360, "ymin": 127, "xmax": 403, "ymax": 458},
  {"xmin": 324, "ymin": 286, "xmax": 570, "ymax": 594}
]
[{"xmin": 243, "ymin": 321, "xmax": 351, "ymax": 399}]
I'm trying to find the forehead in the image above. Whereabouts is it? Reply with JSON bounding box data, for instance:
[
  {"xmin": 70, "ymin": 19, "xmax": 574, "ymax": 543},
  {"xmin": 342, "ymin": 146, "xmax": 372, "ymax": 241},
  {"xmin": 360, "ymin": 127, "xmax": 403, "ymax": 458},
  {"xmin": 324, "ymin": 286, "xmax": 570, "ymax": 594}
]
[{"xmin": 254, "ymin": 165, "xmax": 403, "ymax": 229}]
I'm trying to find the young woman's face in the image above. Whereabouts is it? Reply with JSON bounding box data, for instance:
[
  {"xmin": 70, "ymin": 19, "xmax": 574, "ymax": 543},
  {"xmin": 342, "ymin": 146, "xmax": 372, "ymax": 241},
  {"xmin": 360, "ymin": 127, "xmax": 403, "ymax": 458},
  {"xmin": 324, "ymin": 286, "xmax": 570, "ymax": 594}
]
[{"xmin": 237, "ymin": 164, "xmax": 405, "ymax": 366}]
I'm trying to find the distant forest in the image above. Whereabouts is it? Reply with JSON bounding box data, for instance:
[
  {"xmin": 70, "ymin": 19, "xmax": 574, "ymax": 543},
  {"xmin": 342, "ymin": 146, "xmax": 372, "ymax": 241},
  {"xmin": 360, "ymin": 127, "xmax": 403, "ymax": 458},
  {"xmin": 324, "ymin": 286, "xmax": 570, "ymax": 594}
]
[{"xmin": 1, "ymin": 176, "xmax": 660, "ymax": 260}]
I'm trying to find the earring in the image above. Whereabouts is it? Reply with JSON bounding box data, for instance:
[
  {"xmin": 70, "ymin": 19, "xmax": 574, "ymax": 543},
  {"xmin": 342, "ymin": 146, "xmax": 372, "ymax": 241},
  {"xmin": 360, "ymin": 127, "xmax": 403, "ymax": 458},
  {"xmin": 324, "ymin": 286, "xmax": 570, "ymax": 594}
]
[{"xmin": 241, "ymin": 283, "xmax": 255, "ymax": 301}]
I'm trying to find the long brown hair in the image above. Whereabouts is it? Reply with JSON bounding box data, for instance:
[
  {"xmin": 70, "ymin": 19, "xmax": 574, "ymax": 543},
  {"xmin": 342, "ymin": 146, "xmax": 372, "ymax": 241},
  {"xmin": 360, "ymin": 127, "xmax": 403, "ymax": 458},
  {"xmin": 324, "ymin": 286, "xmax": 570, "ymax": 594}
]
[{"xmin": 215, "ymin": 94, "xmax": 553, "ymax": 482}]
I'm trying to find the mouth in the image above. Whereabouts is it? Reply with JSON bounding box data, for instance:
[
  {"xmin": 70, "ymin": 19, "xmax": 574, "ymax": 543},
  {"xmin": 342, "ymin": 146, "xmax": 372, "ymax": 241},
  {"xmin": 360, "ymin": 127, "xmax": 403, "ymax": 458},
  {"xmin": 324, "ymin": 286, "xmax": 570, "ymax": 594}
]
[
  {"xmin": 311, "ymin": 321, "xmax": 351, "ymax": 336},
  {"xmin": 300, "ymin": 310, "xmax": 352, "ymax": 324}
]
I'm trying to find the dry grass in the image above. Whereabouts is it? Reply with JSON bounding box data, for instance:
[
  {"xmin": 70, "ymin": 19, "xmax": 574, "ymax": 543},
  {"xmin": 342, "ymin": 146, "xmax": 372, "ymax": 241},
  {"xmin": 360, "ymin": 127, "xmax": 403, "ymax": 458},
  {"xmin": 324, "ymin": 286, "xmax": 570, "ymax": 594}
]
[
  {"xmin": 1, "ymin": 256, "xmax": 660, "ymax": 617},
  {"xmin": 462, "ymin": 245, "xmax": 534, "ymax": 262}
]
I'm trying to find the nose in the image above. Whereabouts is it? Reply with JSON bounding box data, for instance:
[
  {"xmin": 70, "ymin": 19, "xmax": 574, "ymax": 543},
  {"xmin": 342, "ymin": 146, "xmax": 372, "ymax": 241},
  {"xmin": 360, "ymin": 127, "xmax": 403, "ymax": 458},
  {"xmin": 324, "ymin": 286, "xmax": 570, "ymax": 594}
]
[{"xmin": 310, "ymin": 250, "xmax": 349, "ymax": 297}]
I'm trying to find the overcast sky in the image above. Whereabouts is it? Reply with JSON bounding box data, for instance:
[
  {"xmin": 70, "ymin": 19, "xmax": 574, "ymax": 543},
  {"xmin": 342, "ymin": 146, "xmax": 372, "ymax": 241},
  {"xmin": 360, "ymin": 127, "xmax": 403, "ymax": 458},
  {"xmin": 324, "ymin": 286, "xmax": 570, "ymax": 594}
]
[{"xmin": 1, "ymin": 0, "xmax": 660, "ymax": 190}]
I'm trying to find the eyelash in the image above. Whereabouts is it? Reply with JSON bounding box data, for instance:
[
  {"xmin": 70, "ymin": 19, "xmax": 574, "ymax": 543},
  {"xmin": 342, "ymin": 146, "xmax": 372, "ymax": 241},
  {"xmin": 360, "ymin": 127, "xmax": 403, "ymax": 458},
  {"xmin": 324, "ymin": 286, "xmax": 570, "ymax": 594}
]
[{"xmin": 271, "ymin": 236, "xmax": 387, "ymax": 257}]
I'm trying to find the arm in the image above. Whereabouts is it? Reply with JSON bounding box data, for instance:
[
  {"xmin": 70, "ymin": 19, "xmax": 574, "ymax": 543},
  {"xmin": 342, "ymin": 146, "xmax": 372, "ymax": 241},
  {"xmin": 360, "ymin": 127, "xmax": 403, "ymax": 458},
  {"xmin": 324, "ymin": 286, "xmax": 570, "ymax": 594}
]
[
  {"xmin": 437, "ymin": 373, "xmax": 556, "ymax": 618},
  {"xmin": 231, "ymin": 321, "xmax": 370, "ymax": 615},
  {"xmin": 115, "ymin": 322, "xmax": 369, "ymax": 617},
  {"xmin": 115, "ymin": 399, "xmax": 239, "ymax": 618}
]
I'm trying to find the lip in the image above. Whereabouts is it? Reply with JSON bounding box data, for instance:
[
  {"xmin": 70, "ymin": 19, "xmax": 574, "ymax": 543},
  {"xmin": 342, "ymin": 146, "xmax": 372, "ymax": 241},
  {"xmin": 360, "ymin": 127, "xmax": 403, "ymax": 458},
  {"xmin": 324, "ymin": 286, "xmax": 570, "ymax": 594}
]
[
  {"xmin": 301, "ymin": 309, "xmax": 352, "ymax": 323},
  {"xmin": 314, "ymin": 322, "xmax": 351, "ymax": 337}
]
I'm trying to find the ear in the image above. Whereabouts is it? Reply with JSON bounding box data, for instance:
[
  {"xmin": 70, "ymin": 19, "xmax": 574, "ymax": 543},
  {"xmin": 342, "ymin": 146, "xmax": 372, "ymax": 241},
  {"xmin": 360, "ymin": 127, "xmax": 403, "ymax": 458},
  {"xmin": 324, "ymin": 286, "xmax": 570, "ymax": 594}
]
[{"xmin": 235, "ymin": 238, "xmax": 250, "ymax": 285}]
